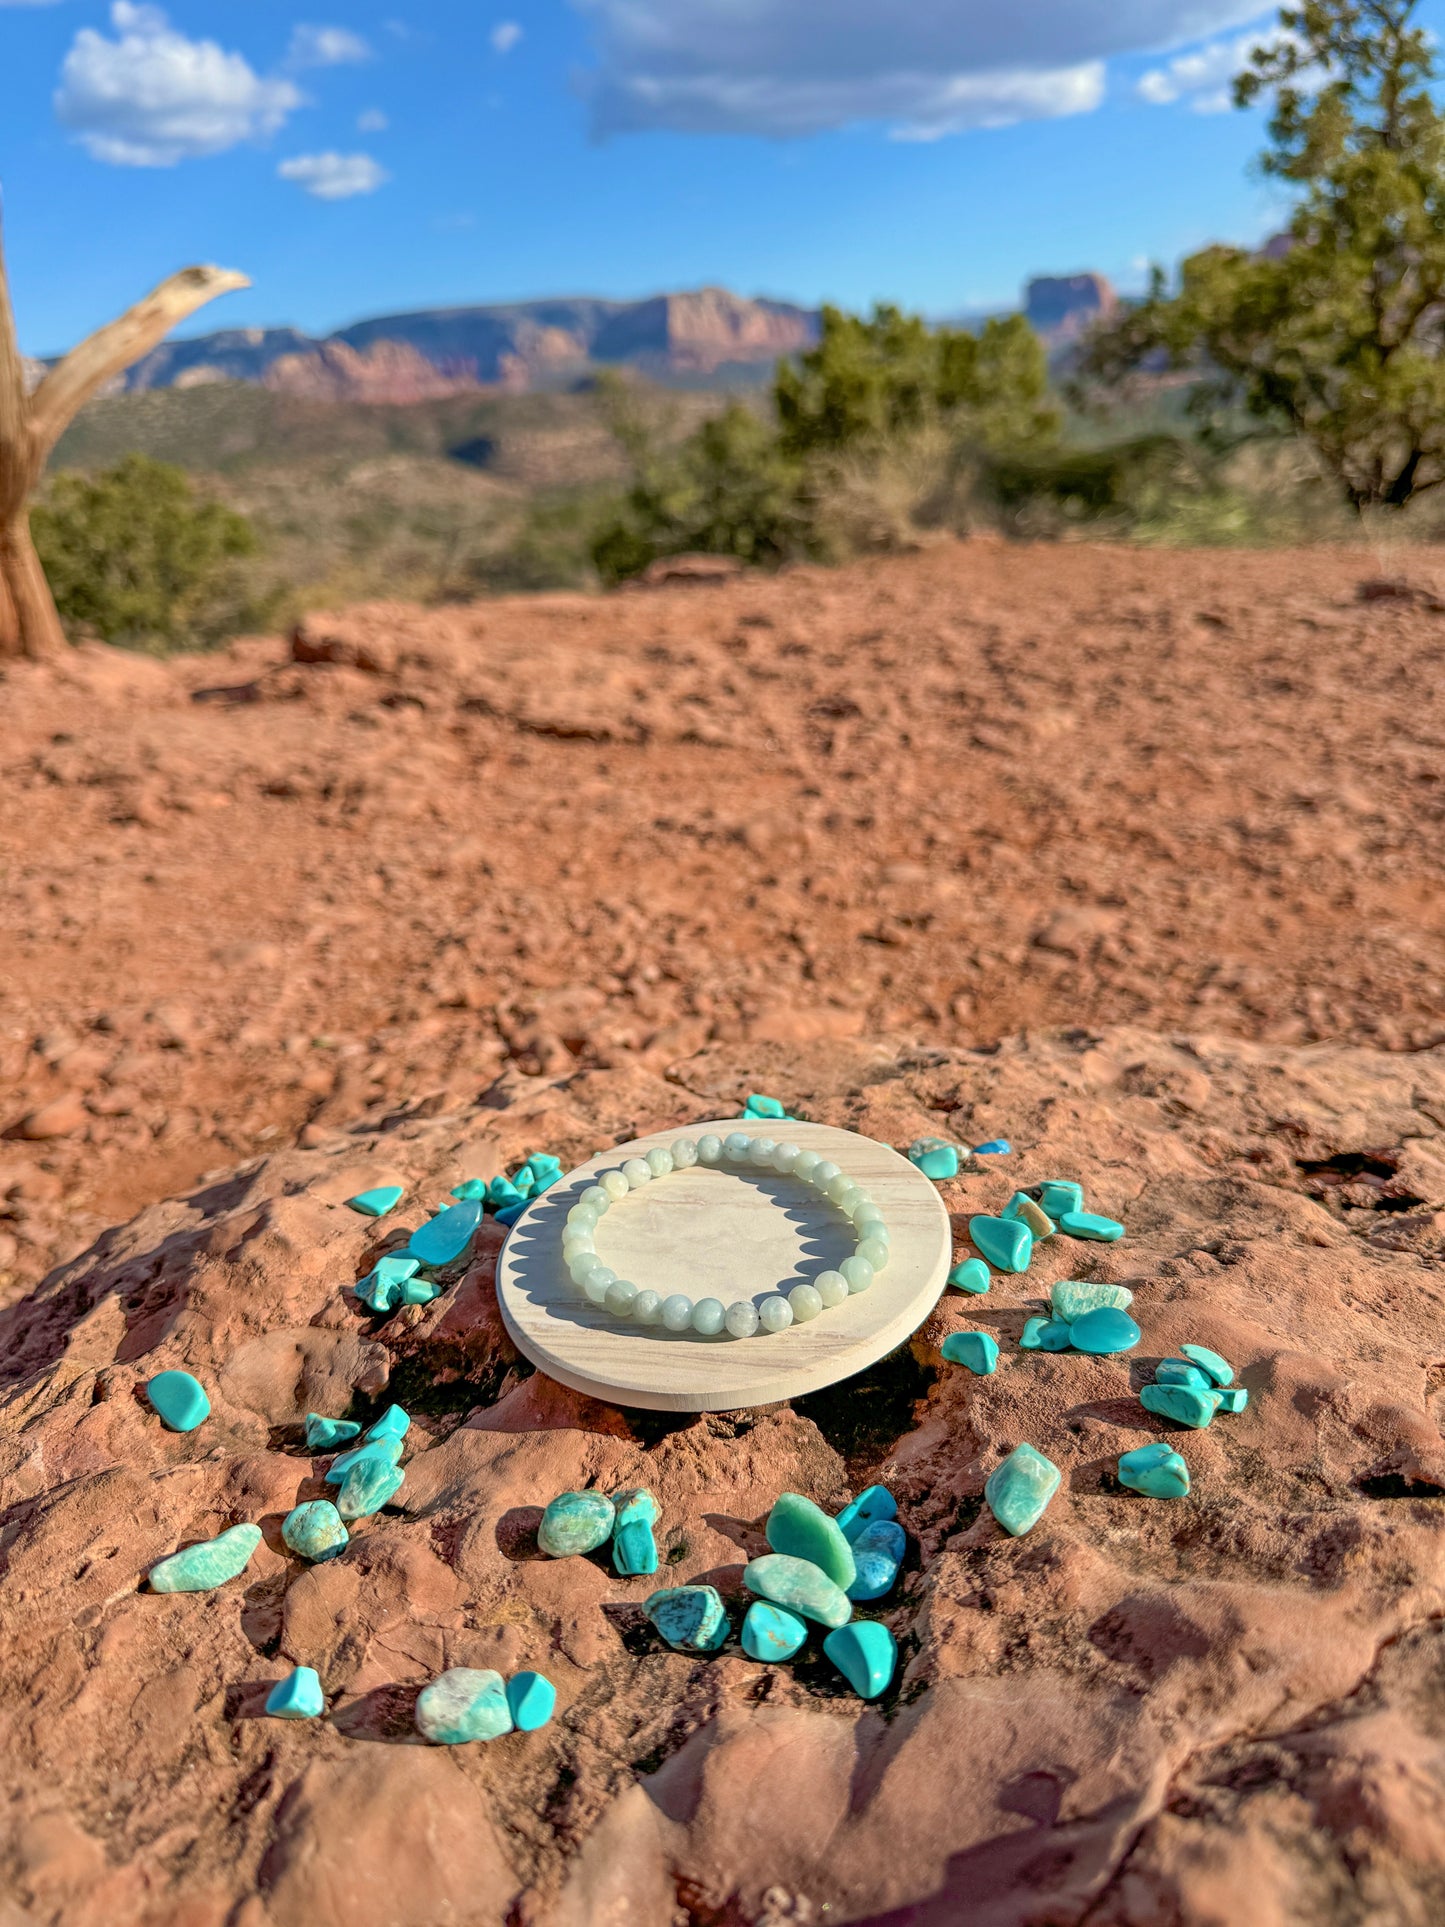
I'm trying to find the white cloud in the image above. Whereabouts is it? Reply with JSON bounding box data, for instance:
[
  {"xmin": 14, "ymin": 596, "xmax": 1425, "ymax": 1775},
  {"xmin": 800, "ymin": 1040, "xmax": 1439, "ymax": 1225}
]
[
  {"xmin": 491, "ymin": 21, "xmax": 523, "ymax": 55},
  {"xmin": 55, "ymin": 2, "xmax": 302, "ymax": 166},
  {"xmin": 287, "ymin": 23, "xmax": 373, "ymax": 69},
  {"xmin": 1137, "ymin": 30, "xmax": 1273, "ymax": 112},
  {"xmin": 357, "ymin": 106, "xmax": 389, "ymax": 131},
  {"xmin": 277, "ymin": 149, "xmax": 389, "ymax": 198},
  {"xmin": 572, "ymin": 0, "xmax": 1274, "ymax": 139}
]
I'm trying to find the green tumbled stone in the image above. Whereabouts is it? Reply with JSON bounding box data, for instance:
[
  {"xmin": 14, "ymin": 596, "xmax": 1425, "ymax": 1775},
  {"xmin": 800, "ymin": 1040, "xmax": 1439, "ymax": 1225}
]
[
  {"xmin": 325, "ymin": 1436, "xmax": 403, "ymax": 1483},
  {"xmin": 356, "ymin": 1252, "xmax": 419, "ymax": 1313},
  {"xmin": 1140, "ymin": 1383, "xmax": 1221, "ymax": 1429},
  {"xmin": 145, "ymin": 1369, "xmax": 210, "ymax": 1433},
  {"xmin": 1118, "ymin": 1443, "xmax": 1190, "ymax": 1499},
  {"xmin": 346, "ymin": 1185, "xmax": 403, "ymax": 1218},
  {"xmin": 909, "ymin": 1138, "xmax": 960, "ymax": 1182},
  {"xmin": 613, "ymin": 1520, "xmax": 659, "ymax": 1576},
  {"xmin": 304, "ymin": 1413, "xmax": 360, "ymax": 1450},
  {"xmin": 948, "ymin": 1258, "xmax": 991, "ymax": 1295},
  {"xmin": 1051, "ymin": 1280, "xmax": 1133, "ymax": 1322},
  {"xmin": 399, "ymin": 1275, "xmax": 441, "ymax": 1305},
  {"xmin": 836, "ymin": 1486, "xmax": 896, "ymax": 1542},
  {"xmin": 941, "ymin": 1330, "xmax": 999, "ymax": 1375},
  {"xmin": 1002, "ymin": 1193, "xmax": 1055, "ymax": 1241},
  {"xmin": 487, "ymin": 1177, "xmax": 524, "ymax": 1209},
  {"xmin": 969, "ymin": 1215, "xmax": 1033, "ymax": 1273},
  {"xmin": 149, "ymin": 1523, "xmax": 262, "ymax": 1593},
  {"xmin": 1057, "ymin": 1209, "xmax": 1124, "ymax": 1242},
  {"xmin": 1019, "ymin": 1316, "xmax": 1049, "ymax": 1351},
  {"xmin": 985, "ymin": 1444, "xmax": 1061, "ymax": 1537},
  {"xmin": 1035, "ymin": 1180, "xmax": 1084, "ymax": 1221},
  {"xmin": 1156, "ymin": 1359, "xmax": 1210, "ymax": 1390},
  {"xmin": 823, "ymin": 1621, "xmax": 897, "ymax": 1700},
  {"xmin": 1215, "ymin": 1385, "xmax": 1249, "ymax": 1414},
  {"xmin": 538, "ymin": 1490, "xmax": 616, "ymax": 1558},
  {"xmin": 281, "ymin": 1500, "xmax": 349, "ymax": 1562},
  {"xmin": 1037, "ymin": 1319, "xmax": 1074, "ymax": 1351},
  {"xmin": 406, "ymin": 1199, "xmax": 482, "ymax": 1268},
  {"xmin": 1070, "ymin": 1307, "xmax": 1141, "ymax": 1355},
  {"xmin": 510, "ymin": 1168, "xmax": 536, "ymax": 1199},
  {"xmin": 1180, "ymin": 1344, "xmax": 1234, "ymax": 1386},
  {"xmin": 415, "ymin": 1667, "xmax": 513, "ymax": 1744},
  {"xmin": 845, "ymin": 1519, "xmax": 906, "ymax": 1601},
  {"xmin": 364, "ymin": 1404, "xmax": 411, "ymax": 1442},
  {"xmin": 612, "ymin": 1486, "xmax": 660, "ymax": 1527},
  {"xmin": 745, "ymin": 1092, "xmax": 789, "ymax": 1119},
  {"xmin": 765, "ymin": 1493, "xmax": 857, "ymax": 1591},
  {"xmin": 450, "ymin": 1178, "xmax": 489, "ymax": 1201},
  {"xmin": 506, "ymin": 1671, "xmax": 556, "ymax": 1731},
  {"xmin": 744, "ymin": 1553, "xmax": 852, "ymax": 1628},
  {"xmin": 742, "ymin": 1601, "xmax": 808, "ymax": 1662},
  {"xmin": 266, "ymin": 1666, "xmax": 325, "ymax": 1720},
  {"xmin": 644, "ymin": 1584, "xmax": 729, "ymax": 1653},
  {"xmin": 336, "ymin": 1458, "xmax": 405, "ymax": 1520}
]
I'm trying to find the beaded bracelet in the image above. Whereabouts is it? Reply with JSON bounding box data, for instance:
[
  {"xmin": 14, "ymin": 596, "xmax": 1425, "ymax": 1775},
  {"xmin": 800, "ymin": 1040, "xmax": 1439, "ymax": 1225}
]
[{"xmin": 561, "ymin": 1132, "xmax": 891, "ymax": 1339}]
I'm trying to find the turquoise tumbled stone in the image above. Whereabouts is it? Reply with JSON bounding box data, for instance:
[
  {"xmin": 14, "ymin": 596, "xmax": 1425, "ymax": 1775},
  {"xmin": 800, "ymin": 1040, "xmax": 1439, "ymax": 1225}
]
[
  {"xmin": 415, "ymin": 1668, "xmax": 513, "ymax": 1744},
  {"xmin": 1002, "ymin": 1192, "xmax": 1054, "ymax": 1241},
  {"xmin": 1118, "ymin": 1443, "xmax": 1190, "ymax": 1498},
  {"xmin": 509, "ymin": 1168, "xmax": 536, "ymax": 1199},
  {"xmin": 450, "ymin": 1178, "xmax": 489, "ymax": 1201},
  {"xmin": 1051, "ymin": 1280, "xmax": 1133, "ymax": 1321},
  {"xmin": 1019, "ymin": 1316, "xmax": 1049, "ymax": 1351},
  {"xmin": 487, "ymin": 1177, "xmax": 524, "ymax": 1209},
  {"xmin": 971, "ymin": 1139, "xmax": 1011, "ymax": 1157},
  {"xmin": 846, "ymin": 1519, "xmax": 906, "ymax": 1601},
  {"xmin": 941, "ymin": 1331, "xmax": 999, "ymax": 1376},
  {"xmin": 836, "ymin": 1486, "xmax": 896, "ymax": 1543},
  {"xmin": 282, "ymin": 1500, "xmax": 349, "ymax": 1562},
  {"xmin": 1156, "ymin": 1359, "xmax": 1210, "ymax": 1389},
  {"xmin": 1141, "ymin": 1383, "xmax": 1221, "ymax": 1429},
  {"xmin": 613, "ymin": 1520, "xmax": 659, "ymax": 1575},
  {"xmin": 744, "ymin": 1553, "xmax": 852, "ymax": 1628},
  {"xmin": 336, "ymin": 1458, "xmax": 405, "ymax": 1520},
  {"xmin": 149, "ymin": 1523, "xmax": 262, "ymax": 1593},
  {"xmin": 145, "ymin": 1370, "xmax": 210, "ymax": 1433},
  {"xmin": 304, "ymin": 1413, "xmax": 360, "ymax": 1450},
  {"xmin": 969, "ymin": 1216, "xmax": 1033, "ymax": 1273},
  {"xmin": 494, "ymin": 1201, "xmax": 526, "ymax": 1227},
  {"xmin": 356, "ymin": 1253, "xmax": 418, "ymax": 1312},
  {"xmin": 1037, "ymin": 1319, "xmax": 1074, "ymax": 1351},
  {"xmin": 406, "ymin": 1199, "xmax": 482, "ymax": 1268},
  {"xmin": 525, "ymin": 1152, "xmax": 564, "ymax": 1180},
  {"xmin": 823, "ymin": 1621, "xmax": 897, "ymax": 1700},
  {"xmin": 644, "ymin": 1584, "xmax": 729, "ymax": 1653},
  {"xmin": 1215, "ymin": 1385, "xmax": 1249, "ymax": 1414},
  {"xmin": 1070, "ymin": 1307, "xmax": 1141, "ymax": 1355},
  {"xmin": 1180, "ymin": 1344, "xmax": 1234, "ymax": 1386},
  {"xmin": 985, "ymin": 1444, "xmax": 1061, "ymax": 1537},
  {"xmin": 948, "ymin": 1258, "xmax": 991, "ymax": 1295},
  {"xmin": 1035, "ymin": 1180, "xmax": 1084, "ymax": 1221},
  {"xmin": 346, "ymin": 1185, "xmax": 403, "ymax": 1218},
  {"xmin": 909, "ymin": 1138, "xmax": 960, "ymax": 1182},
  {"xmin": 400, "ymin": 1275, "xmax": 441, "ymax": 1305},
  {"xmin": 766, "ymin": 1493, "xmax": 857, "ymax": 1591},
  {"xmin": 745, "ymin": 1092, "xmax": 788, "ymax": 1119},
  {"xmin": 1057, "ymin": 1209, "xmax": 1124, "ymax": 1242},
  {"xmin": 266, "ymin": 1666, "xmax": 325, "ymax": 1720},
  {"xmin": 742, "ymin": 1601, "xmax": 808, "ymax": 1662},
  {"xmin": 325, "ymin": 1436, "xmax": 403, "ymax": 1483},
  {"xmin": 506, "ymin": 1671, "xmax": 556, "ymax": 1731},
  {"xmin": 538, "ymin": 1491, "xmax": 615, "ymax": 1558},
  {"xmin": 613, "ymin": 1487, "xmax": 659, "ymax": 1527},
  {"xmin": 365, "ymin": 1404, "xmax": 411, "ymax": 1442}
]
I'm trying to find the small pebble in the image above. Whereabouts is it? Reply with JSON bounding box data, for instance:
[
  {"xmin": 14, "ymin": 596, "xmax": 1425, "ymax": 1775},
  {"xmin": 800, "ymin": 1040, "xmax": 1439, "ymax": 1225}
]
[
  {"xmin": 1002, "ymin": 1192, "xmax": 1054, "ymax": 1241},
  {"xmin": 741, "ymin": 1601, "xmax": 808, "ymax": 1662},
  {"xmin": 266, "ymin": 1666, "xmax": 325, "ymax": 1720},
  {"xmin": 845, "ymin": 1519, "xmax": 906, "ymax": 1601},
  {"xmin": 941, "ymin": 1331, "xmax": 999, "ymax": 1375},
  {"xmin": 836, "ymin": 1486, "xmax": 897, "ymax": 1542},
  {"xmin": 968, "ymin": 1215, "xmax": 1033, "ymax": 1273},
  {"xmin": 1051, "ymin": 1280, "xmax": 1133, "ymax": 1321},
  {"xmin": 948, "ymin": 1258, "xmax": 991, "ymax": 1295},
  {"xmin": 908, "ymin": 1137, "xmax": 960, "ymax": 1181},
  {"xmin": 538, "ymin": 1491, "xmax": 616, "ymax": 1558},
  {"xmin": 406, "ymin": 1199, "xmax": 482, "ymax": 1268},
  {"xmin": 346, "ymin": 1185, "xmax": 403, "ymax": 1218},
  {"xmin": 304, "ymin": 1413, "xmax": 360, "ymax": 1451},
  {"xmin": 281, "ymin": 1500, "xmax": 349, "ymax": 1562},
  {"xmin": 149, "ymin": 1523, "xmax": 262, "ymax": 1593},
  {"xmin": 985, "ymin": 1444, "xmax": 1061, "ymax": 1537},
  {"xmin": 1034, "ymin": 1179, "xmax": 1084, "ymax": 1220},
  {"xmin": 415, "ymin": 1668, "xmax": 513, "ymax": 1744},
  {"xmin": 145, "ymin": 1369, "xmax": 210, "ymax": 1433},
  {"xmin": 1140, "ymin": 1383, "xmax": 1221, "ymax": 1429},
  {"xmin": 1069, "ymin": 1307, "xmax": 1141, "ymax": 1355},
  {"xmin": 364, "ymin": 1404, "xmax": 411, "ymax": 1442},
  {"xmin": 766, "ymin": 1493, "xmax": 857, "ymax": 1591},
  {"xmin": 1118, "ymin": 1443, "xmax": 1190, "ymax": 1499},
  {"xmin": 823, "ymin": 1621, "xmax": 897, "ymax": 1699},
  {"xmin": 744, "ymin": 1553, "xmax": 852, "ymax": 1628},
  {"xmin": 336, "ymin": 1457, "xmax": 405, "ymax": 1520},
  {"xmin": 1180, "ymin": 1343, "xmax": 1234, "ymax": 1386},
  {"xmin": 644, "ymin": 1584, "xmax": 729, "ymax": 1653},
  {"xmin": 506, "ymin": 1671, "xmax": 557, "ymax": 1731},
  {"xmin": 1057, "ymin": 1209, "xmax": 1124, "ymax": 1242}
]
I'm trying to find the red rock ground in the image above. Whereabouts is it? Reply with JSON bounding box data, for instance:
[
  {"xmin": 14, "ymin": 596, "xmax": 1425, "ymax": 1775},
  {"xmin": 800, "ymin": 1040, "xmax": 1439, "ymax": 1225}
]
[{"xmin": 1, "ymin": 542, "xmax": 1444, "ymax": 1925}]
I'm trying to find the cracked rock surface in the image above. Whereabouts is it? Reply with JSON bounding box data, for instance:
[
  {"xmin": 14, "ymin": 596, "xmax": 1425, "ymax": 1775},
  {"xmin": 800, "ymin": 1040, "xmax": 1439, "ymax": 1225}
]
[{"xmin": 2, "ymin": 1024, "xmax": 1443, "ymax": 1925}]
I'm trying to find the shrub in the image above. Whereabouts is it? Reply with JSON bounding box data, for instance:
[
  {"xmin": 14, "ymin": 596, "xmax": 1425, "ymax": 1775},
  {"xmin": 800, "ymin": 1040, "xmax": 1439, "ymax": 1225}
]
[{"xmin": 31, "ymin": 454, "xmax": 269, "ymax": 651}]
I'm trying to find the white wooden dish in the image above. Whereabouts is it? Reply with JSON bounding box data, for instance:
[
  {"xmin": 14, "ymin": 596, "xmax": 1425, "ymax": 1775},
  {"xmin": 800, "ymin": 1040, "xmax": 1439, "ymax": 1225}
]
[{"xmin": 496, "ymin": 1119, "xmax": 951, "ymax": 1412}]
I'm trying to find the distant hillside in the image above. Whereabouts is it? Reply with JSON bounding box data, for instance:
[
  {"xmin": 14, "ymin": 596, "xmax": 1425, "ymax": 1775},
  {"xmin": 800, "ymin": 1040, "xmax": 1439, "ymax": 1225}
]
[{"xmin": 114, "ymin": 287, "xmax": 821, "ymax": 402}]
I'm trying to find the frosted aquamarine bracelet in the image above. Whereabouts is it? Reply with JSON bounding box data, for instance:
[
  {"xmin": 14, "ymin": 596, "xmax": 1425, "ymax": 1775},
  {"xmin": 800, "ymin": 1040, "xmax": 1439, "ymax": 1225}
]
[{"xmin": 561, "ymin": 1132, "xmax": 890, "ymax": 1338}]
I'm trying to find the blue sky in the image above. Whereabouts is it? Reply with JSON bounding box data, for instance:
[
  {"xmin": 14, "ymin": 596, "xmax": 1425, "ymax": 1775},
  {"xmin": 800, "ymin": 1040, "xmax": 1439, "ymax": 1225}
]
[{"xmin": 0, "ymin": 0, "xmax": 1375, "ymax": 354}]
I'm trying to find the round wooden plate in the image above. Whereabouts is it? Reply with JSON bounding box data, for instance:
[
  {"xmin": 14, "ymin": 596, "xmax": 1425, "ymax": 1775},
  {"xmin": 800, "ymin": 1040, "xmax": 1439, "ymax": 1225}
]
[{"xmin": 496, "ymin": 1119, "xmax": 952, "ymax": 1411}]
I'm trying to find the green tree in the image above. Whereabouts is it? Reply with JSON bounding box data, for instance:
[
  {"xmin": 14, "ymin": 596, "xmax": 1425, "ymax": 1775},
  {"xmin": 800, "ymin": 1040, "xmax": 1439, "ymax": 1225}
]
[
  {"xmin": 32, "ymin": 454, "xmax": 264, "ymax": 650},
  {"xmin": 1086, "ymin": 0, "xmax": 1445, "ymax": 509}
]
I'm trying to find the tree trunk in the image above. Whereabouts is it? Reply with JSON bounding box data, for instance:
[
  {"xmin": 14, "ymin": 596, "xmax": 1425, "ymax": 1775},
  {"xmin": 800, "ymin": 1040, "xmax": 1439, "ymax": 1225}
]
[{"xmin": 0, "ymin": 509, "xmax": 66, "ymax": 658}]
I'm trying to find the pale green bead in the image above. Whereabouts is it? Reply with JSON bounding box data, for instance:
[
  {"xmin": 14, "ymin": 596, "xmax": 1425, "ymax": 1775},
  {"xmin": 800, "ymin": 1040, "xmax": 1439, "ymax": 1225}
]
[
  {"xmin": 691, "ymin": 1297, "xmax": 726, "ymax": 1335},
  {"xmin": 697, "ymin": 1134, "xmax": 723, "ymax": 1163},
  {"xmin": 567, "ymin": 1203, "xmax": 599, "ymax": 1229},
  {"xmin": 583, "ymin": 1268, "xmax": 616, "ymax": 1305},
  {"xmin": 633, "ymin": 1289, "xmax": 663, "ymax": 1323},
  {"xmin": 622, "ymin": 1158, "xmax": 652, "ymax": 1188},
  {"xmin": 725, "ymin": 1299, "xmax": 760, "ymax": 1337},
  {"xmin": 580, "ymin": 1185, "xmax": 611, "ymax": 1215},
  {"xmin": 748, "ymin": 1137, "xmax": 778, "ymax": 1166},
  {"xmin": 568, "ymin": 1253, "xmax": 603, "ymax": 1284},
  {"xmin": 812, "ymin": 1160, "xmax": 841, "ymax": 1189},
  {"xmin": 857, "ymin": 1237, "xmax": 890, "ymax": 1271},
  {"xmin": 792, "ymin": 1150, "xmax": 822, "ymax": 1181},
  {"xmin": 600, "ymin": 1170, "xmax": 629, "ymax": 1200},
  {"xmin": 840, "ymin": 1256, "xmax": 875, "ymax": 1294},
  {"xmin": 827, "ymin": 1174, "xmax": 860, "ymax": 1206},
  {"xmin": 724, "ymin": 1132, "xmax": 752, "ymax": 1160},
  {"xmin": 815, "ymin": 1270, "xmax": 849, "ymax": 1308},
  {"xmin": 605, "ymin": 1279, "xmax": 639, "ymax": 1317},
  {"xmin": 759, "ymin": 1294, "xmax": 794, "ymax": 1332},
  {"xmin": 661, "ymin": 1293, "xmax": 694, "ymax": 1331},
  {"xmin": 789, "ymin": 1284, "xmax": 823, "ymax": 1323},
  {"xmin": 773, "ymin": 1142, "xmax": 801, "ymax": 1172},
  {"xmin": 562, "ymin": 1231, "xmax": 596, "ymax": 1256},
  {"xmin": 671, "ymin": 1138, "xmax": 699, "ymax": 1168},
  {"xmin": 645, "ymin": 1147, "xmax": 674, "ymax": 1177}
]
